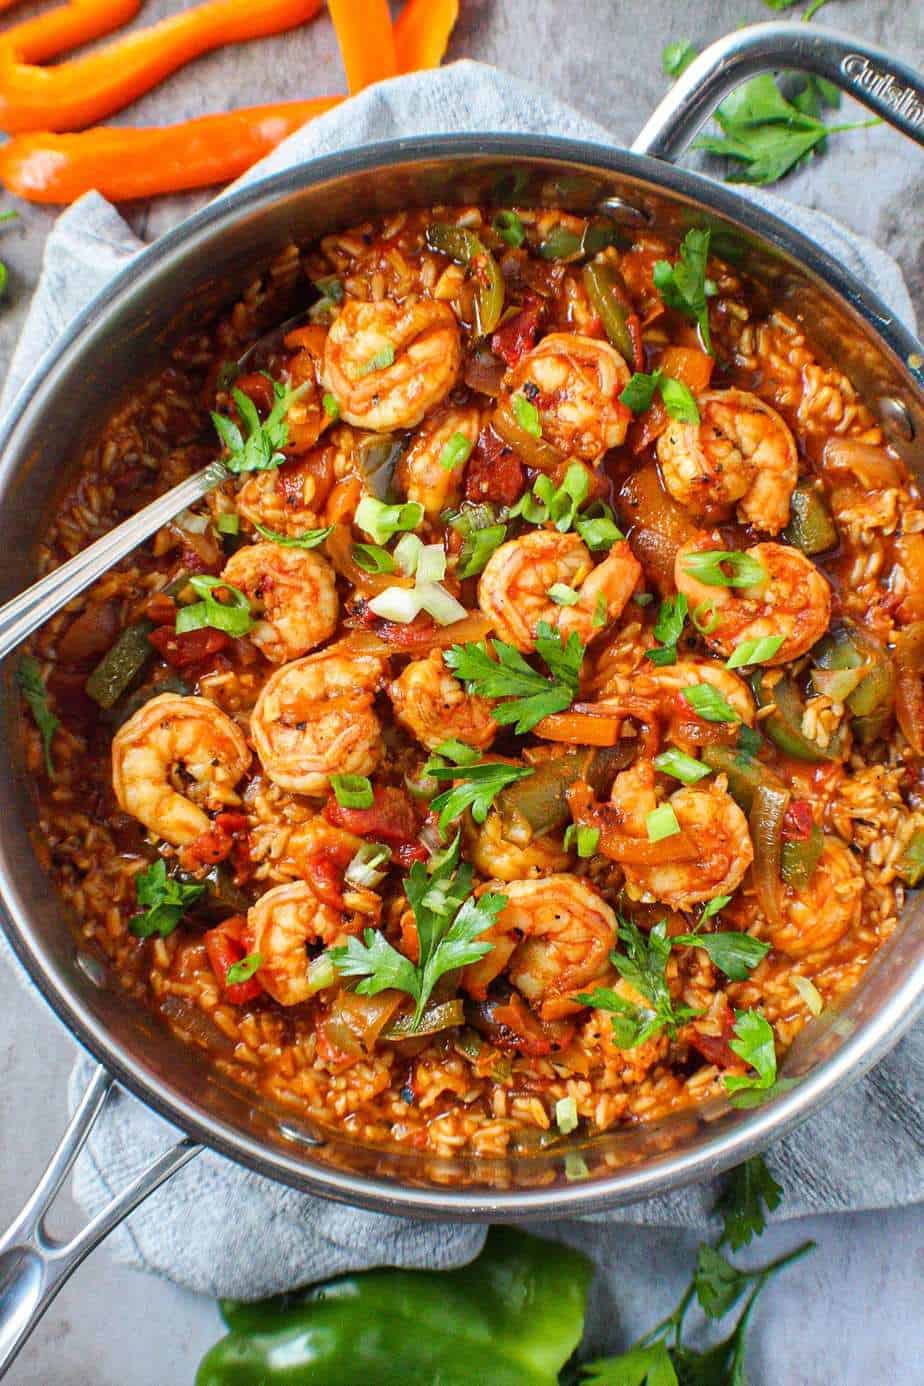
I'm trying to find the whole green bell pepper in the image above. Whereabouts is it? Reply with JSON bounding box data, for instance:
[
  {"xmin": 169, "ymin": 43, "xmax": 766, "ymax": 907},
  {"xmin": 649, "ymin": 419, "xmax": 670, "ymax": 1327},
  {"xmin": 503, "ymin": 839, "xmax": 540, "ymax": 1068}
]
[{"xmin": 195, "ymin": 1227, "xmax": 593, "ymax": 1386}]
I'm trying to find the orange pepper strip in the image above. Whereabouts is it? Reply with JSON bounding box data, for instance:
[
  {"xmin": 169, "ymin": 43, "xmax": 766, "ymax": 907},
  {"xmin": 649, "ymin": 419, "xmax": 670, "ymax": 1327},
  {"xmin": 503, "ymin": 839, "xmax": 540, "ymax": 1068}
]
[
  {"xmin": 393, "ymin": 0, "xmax": 458, "ymax": 72},
  {"xmin": 0, "ymin": 0, "xmax": 25, "ymax": 12},
  {"xmin": 0, "ymin": 98, "xmax": 343, "ymax": 203},
  {"xmin": 533, "ymin": 710, "xmax": 623, "ymax": 747},
  {"xmin": 0, "ymin": 0, "xmax": 324, "ymax": 134},
  {"xmin": 2, "ymin": 0, "xmax": 141, "ymax": 66},
  {"xmin": 327, "ymin": 0, "xmax": 395, "ymax": 94}
]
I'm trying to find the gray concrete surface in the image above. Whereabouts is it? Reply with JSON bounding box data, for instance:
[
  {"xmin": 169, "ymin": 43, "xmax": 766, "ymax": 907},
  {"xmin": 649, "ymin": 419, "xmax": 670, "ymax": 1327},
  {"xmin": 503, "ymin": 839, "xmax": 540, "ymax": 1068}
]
[{"xmin": 0, "ymin": 1, "xmax": 922, "ymax": 1382}]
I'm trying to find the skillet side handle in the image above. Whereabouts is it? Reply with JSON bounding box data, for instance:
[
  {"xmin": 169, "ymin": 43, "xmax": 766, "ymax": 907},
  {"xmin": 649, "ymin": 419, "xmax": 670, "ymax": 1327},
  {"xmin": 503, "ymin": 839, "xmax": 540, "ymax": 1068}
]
[
  {"xmin": 633, "ymin": 20, "xmax": 924, "ymax": 161},
  {"xmin": 0, "ymin": 1065, "xmax": 200, "ymax": 1379}
]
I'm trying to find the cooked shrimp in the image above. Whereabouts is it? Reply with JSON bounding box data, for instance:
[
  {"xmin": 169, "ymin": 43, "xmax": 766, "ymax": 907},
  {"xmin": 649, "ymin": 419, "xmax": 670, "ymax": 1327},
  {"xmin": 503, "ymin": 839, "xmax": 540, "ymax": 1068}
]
[
  {"xmin": 221, "ymin": 542, "xmax": 338, "ymax": 663},
  {"xmin": 396, "ymin": 404, "xmax": 482, "ymax": 518},
  {"xmin": 284, "ymin": 818, "xmax": 381, "ymax": 921},
  {"xmin": 112, "ymin": 694, "xmax": 249, "ymax": 847},
  {"xmin": 599, "ymin": 657, "xmax": 756, "ymax": 725},
  {"xmin": 250, "ymin": 641, "xmax": 388, "ymax": 795},
  {"xmin": 245, "ymin": 880, "xmax": 360, "ymax": 1006},
  {"xmin": 389, "ymin": 650, "xmax": 496, "ymax": 753},
  {"xmin": 478, "ymin": 530, "xmax": 641, "ymax": 652},
  {"xmin": 464, "ymin": 809, "xmax": 572, "ymax": 882},
  {"xmin": 281, "ymin": 324, "xmax": 331, "ymax": 454},
  {"xmin": 237, "ymin": 445, "xmax": 333, "ymax": 538},
  {"xmin": 503, "ymin": 333, "xmax": 631, "ymax": 460},
  {"xmin": 602, "ymin": 760, "xmax": 753, "ymax": 909},
  {"xmin": 769, "ymin": 836, "xmax": 863, "ymax": 958},
  {"xmin": 658, "ymin": 389, "xmax": 798, "ymax": 534},
  {"xmin": 322, "ymin": 297, "xmax": 461, "ymax": 432},
  {"xmin": 462, "ymin": 874, "xmax": 617, "ymax": 1020},
  {"xmin": 675, "ymin": 536, "xmax": 831, "ymax": 665}
]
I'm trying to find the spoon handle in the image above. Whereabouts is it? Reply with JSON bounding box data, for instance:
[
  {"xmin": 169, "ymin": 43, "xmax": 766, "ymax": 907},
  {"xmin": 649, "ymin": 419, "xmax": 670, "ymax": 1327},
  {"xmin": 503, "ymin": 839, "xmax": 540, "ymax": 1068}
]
[{"xmin": 0, "ymin": 460, "xmax": 227, "ymax": 665}]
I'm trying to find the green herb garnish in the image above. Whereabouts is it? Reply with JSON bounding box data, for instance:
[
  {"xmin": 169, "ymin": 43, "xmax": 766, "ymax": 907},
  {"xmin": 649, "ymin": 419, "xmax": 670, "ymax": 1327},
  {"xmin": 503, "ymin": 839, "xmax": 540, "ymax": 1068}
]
[
  {"xmin": 673, "ymin": 931, "xmax": 770, "ymax": 981},
  {"xmin": 253, "ymin": 522, "xmax": 334, "ymax": 549},
  {"xmin": 681, "ymin": 683, "xmax": 740, "ymax": 723},
  {"xmin": 175, "ymin": 575, "xmax": 252, "ymax": 637},
  {"xmin": 129, "ymin": 859, "xmax": 205, "ymax": 939},
  {"xmin": 653, "ymin": 747, "xmax": 709, "ymax": 784},
  {"xmin": 428, "ymin": 760, "xmax": 534, "ymax": 835},
  {"xmin": 330, "ymin": 774, "xmax": 374, "ymax": 809},
  {"xmin": 620, "ymin": 369, "xmax": 700, "ymax": 424},
  {"xmin": 352, "ymin": 344, "xmax": 396, "ymax": 379},
  {"xmin": 445, "ymin": 621, "xmax": 584, "ymax": 735},
  {"xmin": 439, "ymin": 431, "xmax": 475, "ymax": 472},
  {"xmin": 211, "ymin": 379, "xmax": 309, "ymax": 475},
  {"xmin": 726, "ymin": 635, "xmax": 785, "ymax": 669},
  {"xmin": 512, "ymin": 391, "xmax": 542, "ymax": 437},
  {"xmin": 226, "ymin": 952, "xmax": 262, "ymax": 986},
  {"xmin": 577, "ymin": 919, "xmax": 699, "ymax": 1049},
  {"xmin": 724, "ymin": 1008, "xmax": 779, "ymax": 1100},
  {"xmin": 493, "ymin": 210, "xmax": 526, "ymax": 247},
  {"xmin": 645, "ymin": 592, "xmax": 688, "ymax": 667},
  {"xmin": 716, "ymin": 1154, "xmax": 783, "ymax": 1250},
  {"xmin": 17, "ymin": 655, "xmax": 59, "ymax": 776},
  {"xmin": 652, "ymin": 228, "xmax": 715, "ymax": 354}
]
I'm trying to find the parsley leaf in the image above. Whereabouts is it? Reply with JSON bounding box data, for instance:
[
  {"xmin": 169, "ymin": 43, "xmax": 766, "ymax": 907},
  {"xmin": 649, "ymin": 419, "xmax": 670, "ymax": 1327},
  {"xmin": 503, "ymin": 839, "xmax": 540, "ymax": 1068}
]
[
  {"xmin": 210, "ymin": 378, "xmax": 309, "ymax": 475},
  {"xmin": 17, "ymin": 655, "xmax": 59, "ymax": 776},
  {"xmin": 510, "ymin": 462, "xmax": 591, "ymax": 533},
  {"xmin": 444, "ymin": 621, "xmax": 584, "ymax": 735},
  {"xmin": 579, "ymin": 919, "xmax": 699, "ymax": 1048},
  {"xmin": 329, "ymin": 835, "xmax": 504, "ymax": 1028},
  {"xmin": 724, "ymin": 1008, "xmax": 778, "ymax": 1098},
  {"xmin": 661, "ymin": 39, "xmax": 698, "ymax": 79},
  {"xmin": 429, "ymin": 760, "xmax": 534, "ymax": 834},
  {"xmin": 129, "ymin": 859, "xmax": 205, "ymax": 939},
  {"xmin": 672, "ymin": 931, "xmax": 770, "ymax": 981},
  {"xmin": 716, "ymin": 1155, "xmax": 783, "ymax": 1251},
  {"xmin": 579, "ymin": 1340, "xmax": 677, "ymax": 1384},
  {"xmin": 652, "ymin": 229, "xmax": 714, "ymax": 354},
  {"xmin": 620, "ymin": 370, "xmax": 700, "ymax": 424},
  {"xmin": 253, "ymin": 522, "xmax": 334, "ymax": 549}
]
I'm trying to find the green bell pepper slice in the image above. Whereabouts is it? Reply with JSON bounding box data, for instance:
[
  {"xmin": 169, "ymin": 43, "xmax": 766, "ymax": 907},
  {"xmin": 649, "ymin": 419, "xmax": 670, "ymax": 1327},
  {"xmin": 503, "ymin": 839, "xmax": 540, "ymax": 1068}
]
[
  {"xmin": 196, "ymin": 1228, "xmax": 593, "ymax": 1386},
  {"xmin": 581, "ymin": 262, "xmax": 636, "ymax": 366},
  {"xmin": 425, "ymin": 223, "xmax": 505, "ymax": 335},
  {"xmin": 751, "ymin": 670, "xmax": 848, "ymax": 763},
  {"xmin": 781, "ymin": 823, "xmax": 824, "ymax": 888},
  {"xmin": 85, "ymin": 618, "xmax": 155, "ymax": 709},
  {"xmin": 700, "ymin": 743, "xmax": 784, "ymax": 813},
  {"xmin": 812, "ymin": 624, "xmax": 895, "ymax": 744},
  {"xmin": 782, "ymin": 480, "xmax": 838, "ymax": 555}
]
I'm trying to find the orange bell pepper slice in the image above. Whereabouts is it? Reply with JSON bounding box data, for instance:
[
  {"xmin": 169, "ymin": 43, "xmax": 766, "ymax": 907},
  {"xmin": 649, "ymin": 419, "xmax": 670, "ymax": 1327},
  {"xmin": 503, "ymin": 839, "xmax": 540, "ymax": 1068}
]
[
  {"xmin": 327, "ymin": 0, "xmax": 395, "ymax": 94},
  {"xmin": 533, "ymin": 709, "xmax": 624, "ymax": 747},
  {"xmin": 0, "ymin": 0, "xmax": 324, "ymax": 133},
  {"xmin": 394, "ymin": 0, "xmax": 458, "ymax": 72},
  {"xmin": 1, "ymin": 0, "xmax": 141, "ymax": 66},
  {"xmin": 0, "ymin": 97, "xmax": 342, "ymax": 203}
]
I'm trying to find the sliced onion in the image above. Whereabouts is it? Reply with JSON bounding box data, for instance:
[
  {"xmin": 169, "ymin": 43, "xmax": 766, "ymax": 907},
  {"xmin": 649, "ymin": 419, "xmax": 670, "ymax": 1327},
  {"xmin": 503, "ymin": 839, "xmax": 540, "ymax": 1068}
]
[
  {"xmin": 174, "ymin": 507, "xmax": 210, "ymax": 534},
  {"xmin": 416, "ymin": 581, "xmax": 468, "ymax": 626},
  {"xmin": 822, "ymin": 438, "xmax": 902, "ymax": 488},
  {"xmin": 305, "ymin": 953, "xmax": 337, "ymax": 997},
  {"xmin": 345, "ymin": 842, "xmax": 390, "ymax": 889}
]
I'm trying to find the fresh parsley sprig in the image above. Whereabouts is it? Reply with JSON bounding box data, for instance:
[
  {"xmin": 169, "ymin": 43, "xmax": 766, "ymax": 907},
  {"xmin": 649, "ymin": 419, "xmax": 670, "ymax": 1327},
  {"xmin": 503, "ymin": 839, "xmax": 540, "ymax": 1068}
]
[
  {"xmin": 428, "ymin": 758, "xmax": 534, "ymax": 836},
  {"xmin": 673, "ymin": 930, "xmax": 770, "ymax": 982},
  {"xmin": 211, "ymin": 378, "xmax": 309, "ymax": 475},
  {"xmin": 716, "ymin": 1154, "xmax": 783, "ymax": 1251},
  {"xmin": 620, "ymin": 369, "xmax": 700, "ymax": 424},
  {"xmin": 444, "ymin": 621, "xmax": 584, "ymax": 735},
  {"xmin": 329, "ymin": 833, "xmax": 504, "ymax": 1029},
  {"xmin": 652, "ymin": 228, "xmax": 715, "ymax": 354},
  {"xmin": 577, "ymin": 919, "xmax": 699, "ymax": 1049},
  {"xmin": 724, "ymin": 1008, "xmax": 780, "ymax": 1102},
  {"xmin": 17, "ymin": 655, "xmax": 59, "ymax": 776},
  {"xmin": 129, "ymin": 859, "xmax": 205, "ymax": 939}
]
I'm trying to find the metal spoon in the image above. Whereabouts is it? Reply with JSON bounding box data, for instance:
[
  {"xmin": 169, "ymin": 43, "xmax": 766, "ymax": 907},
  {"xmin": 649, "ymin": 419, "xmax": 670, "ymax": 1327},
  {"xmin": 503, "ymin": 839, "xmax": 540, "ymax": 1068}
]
[{"xmin": 0, "ymin": 311, "xmax": 310, "ymax": 664}]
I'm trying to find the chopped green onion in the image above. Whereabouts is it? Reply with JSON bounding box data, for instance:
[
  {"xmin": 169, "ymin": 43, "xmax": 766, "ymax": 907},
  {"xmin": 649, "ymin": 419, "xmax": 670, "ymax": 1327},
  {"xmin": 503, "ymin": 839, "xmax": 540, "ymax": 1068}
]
[
  {"xmin": 355, "ymin": 496, "xmax": 424, "ymax": 546},
  {"xmin": 692, "ymin": 599, "xmax": 719, "ymax": 634},
  {"xmin": 681, "ymin": 549, "xmax": 767, "ymax": 588},
  {"xmin": 681, "ymin": 684, "xmax": 740, "ymax": 723},
  {"xmin": 226, "ymin": 952, "xmax": 262, "ymax": 986},
  {"xmin": 439, "ymin": 431, "xmax": 475, "ymax": 472},
  {"xmin": 592, "ymin": 592, "xmax": 608, "ymax": 629},
  {"xmin": 564, "ymin": 1152, "xmax": 590, "ymax": 1181},
  {"xmin": 432, "ymin": 739, "xmax": 481, "ymax": 767},
  {"xmin": 253, "ymin": 522, "xmax": 334, "ymax": 549},
  {"xmin": 512, "ymin": 392, "xmax": 541, "ymax": 437},
  {"xmin": 306, "ymin": 953, "xmax": 337, "ymax": 995},
  {"xmin": 394, "ymin": 532, "xmax": 424, "ymax": 575},
  {"xmin": 493, "ymin": 210, "xmax": 525, "ymax": 247},
  {"xmin": 175, "ymin": 575, "xmax": 252, "ymax": 637},
  {"xmin": 352, "ymin": 543, "xmax": 396, "ymax": 575},
  {"xmin": 367, "ymin": 586, "xmax": 424, "ymax": 624},
  {"xmin": 700, "ymin": 894, "xmax": 731, "ymax": 923},
  {"xmin": 576, "ymin": 512, "xmax": 623, "ymax": 551},
  {"xmin": 564, "ymin": 824, "xmax": 600, "ymax": 858},
  {"xmin": 659, "ymin": 377, "xmax": 700, "ymax": 423},
  {"xmin": 216, "ymin": 512, "xmax": 240, "ymax": 536},
  {"xmin": 548, "ymin": 583, "xmax": 580, "ymax": 607},
  {"xmin": 344, "ymin": 842, "xmax": 391, "ymax": 889},
  {"xmin": 555, "ymin": 1095, "xmax": 579, "ymax": 1134},
  {"xmin": 653, "ymin": 747, "xmax": 710, "ymax": 784},
  {"xmin": 458, "ymin": 523, "xmax": 507, "ymax": 579},
  {"xmin": 330, "ymin": 774, "xmax": 374, "ymax": 809},
  {"xmin": 416, "ymin": 544, "xmax": 447, "ymax": 584},
  {"xmin": 726, "ymin": 635, "xmax": 785, "ymax": 669},
  {"xmin": 322, "ymin": 392, "xmax": 341, "ymax": 419},
  {"xmin": 792, "ymin": 974, "xmax": 823, "ymax": 1016},
  {"xmin": 647, "ymin": 804, "xmax": 681, "ymax": 842},
  {"xmin": 416, "ymin": 581, "xmax": 468, "ymax": 626},
  {"xmin": 352, "ymin": 344, "xmax": 395, "ymax": 379}
]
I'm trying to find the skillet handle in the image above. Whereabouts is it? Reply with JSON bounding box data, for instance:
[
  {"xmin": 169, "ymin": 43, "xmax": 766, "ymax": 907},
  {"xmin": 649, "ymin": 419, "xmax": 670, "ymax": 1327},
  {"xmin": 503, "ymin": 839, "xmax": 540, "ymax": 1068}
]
[
  {"xmin": 633, "ymin": 20, "xmax": 924, "ymax": 161},
  {"xmin": 0, "ymin": 1065, "xmax": 199, "ymax": 1379}
]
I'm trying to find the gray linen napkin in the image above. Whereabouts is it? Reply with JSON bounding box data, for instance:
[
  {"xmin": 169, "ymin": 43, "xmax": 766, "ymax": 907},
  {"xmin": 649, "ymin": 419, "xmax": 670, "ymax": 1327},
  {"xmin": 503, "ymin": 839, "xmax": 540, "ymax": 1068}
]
[{"xmin": 0, "ymin": 62, "xmax": 920, "ymax": 1299}]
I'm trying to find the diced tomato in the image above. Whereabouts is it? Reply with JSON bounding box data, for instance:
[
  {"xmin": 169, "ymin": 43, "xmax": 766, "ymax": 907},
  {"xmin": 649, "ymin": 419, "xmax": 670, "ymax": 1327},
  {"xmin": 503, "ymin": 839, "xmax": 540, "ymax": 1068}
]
[
  {"xmin": 349, "ymin": 604, "xmax": 442, "ymax": 653},
  {"xmin": 183, "ymin": 812, "xmax": 251, "ymax": 881},
  {"xmin": 782, "ymin": 800, "xmax": 815, "ymax": 842},
  {"xmin": 204, "ymin": 915, "xmax": 262, "ymax": 1005},
  {"xmin": 490, "ymin": 298, "xmax": 543, "ymax": 367},
  {"xmin": 464, "ymin": 427, "xmax": 525, "ymax": 505},
  {"xmin": 148, "ymin": 625, "xmax": 231, "ymax": 670},
  {"xmin": 234, "ymin": 371, "xmax": 276, "ymax": 415},
  {"xmin": 324, "ymin": 785, "xmax": 422, "ymax": 861},
  {"xmin": 304, "ymin": 838, "xmax": 355, "ymax": 911}
]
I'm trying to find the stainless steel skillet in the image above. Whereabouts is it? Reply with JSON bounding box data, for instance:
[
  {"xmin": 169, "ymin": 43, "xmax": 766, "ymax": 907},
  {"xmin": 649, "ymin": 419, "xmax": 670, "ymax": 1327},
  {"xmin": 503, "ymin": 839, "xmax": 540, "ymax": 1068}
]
[{"xmin": 0, "ymin": 20, "xmax": 922, "ymax": 1376}]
